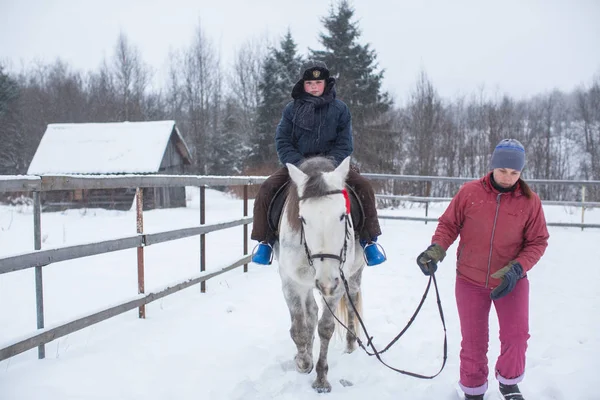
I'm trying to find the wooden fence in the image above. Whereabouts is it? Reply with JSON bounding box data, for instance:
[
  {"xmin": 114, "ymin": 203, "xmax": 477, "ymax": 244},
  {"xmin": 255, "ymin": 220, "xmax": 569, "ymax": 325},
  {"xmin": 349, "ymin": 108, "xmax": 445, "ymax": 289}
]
[{"xmin": 0, "ymin": 175, "xmax": 265, "ymax": 362}]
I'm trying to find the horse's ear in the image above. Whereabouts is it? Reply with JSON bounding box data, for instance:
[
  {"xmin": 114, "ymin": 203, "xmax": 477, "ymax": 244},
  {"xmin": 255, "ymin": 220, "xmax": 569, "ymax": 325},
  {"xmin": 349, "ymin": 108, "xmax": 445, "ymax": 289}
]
[
  {"xmin": 335, "ymin": 157, "xmax": 351, "ymax": 177},
  {"xmin": 326, "ymin": 157, "xmax": 351, "ymax": 189},
  {"xmin": 287, "ymin": 162, "xmax": 308, "ymax": 188}
]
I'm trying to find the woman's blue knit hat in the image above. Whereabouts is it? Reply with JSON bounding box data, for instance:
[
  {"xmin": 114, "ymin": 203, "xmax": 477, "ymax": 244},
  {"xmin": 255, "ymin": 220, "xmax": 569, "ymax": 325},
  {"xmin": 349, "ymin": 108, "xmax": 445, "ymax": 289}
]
[{"xmin": 490, "ymin": 139, "xmax": 525, "ymax": 171}]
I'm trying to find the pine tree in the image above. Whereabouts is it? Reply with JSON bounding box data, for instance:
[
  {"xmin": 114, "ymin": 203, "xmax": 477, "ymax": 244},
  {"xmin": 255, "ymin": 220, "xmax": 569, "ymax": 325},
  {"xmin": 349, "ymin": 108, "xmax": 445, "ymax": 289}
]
[
  {"xmin": 210, "ymin": 97, "xmax": 246, "ymax": 175},
  {"xmin": 0, "ymin": 66, "xmax": 19, "ymax": 119},
  {"xmin": 0, "ymin": 66, "xmax": 23, "ymax": 173},
  {"xmin": 250, "ymin": 30, "xmax": 304, "ymax": 172},
  {"xmin": 311, "ymin": 0, "xmax": 393, "ymax": 171}
]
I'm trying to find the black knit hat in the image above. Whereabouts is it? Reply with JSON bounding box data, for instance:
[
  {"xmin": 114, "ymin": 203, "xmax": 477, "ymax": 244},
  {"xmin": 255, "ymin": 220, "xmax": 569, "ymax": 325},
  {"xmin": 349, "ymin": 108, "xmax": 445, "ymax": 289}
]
[{"xmin": 300, "ymin": 60, "xmax": 330, "ymax": 81}]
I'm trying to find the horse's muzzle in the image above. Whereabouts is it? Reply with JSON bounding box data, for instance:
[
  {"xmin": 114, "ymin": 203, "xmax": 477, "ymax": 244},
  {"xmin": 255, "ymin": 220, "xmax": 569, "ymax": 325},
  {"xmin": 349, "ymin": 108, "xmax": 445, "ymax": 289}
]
[{"xmin": 315, "ymin": 277, "xmax": 340, "ymax": 296}]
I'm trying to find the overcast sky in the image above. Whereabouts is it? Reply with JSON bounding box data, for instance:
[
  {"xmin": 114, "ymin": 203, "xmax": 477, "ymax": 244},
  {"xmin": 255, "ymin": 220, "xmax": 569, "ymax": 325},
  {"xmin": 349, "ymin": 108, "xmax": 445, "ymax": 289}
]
[{"xmin": 1, "ymin": 0, "xmax": 599, "ymax": 102}]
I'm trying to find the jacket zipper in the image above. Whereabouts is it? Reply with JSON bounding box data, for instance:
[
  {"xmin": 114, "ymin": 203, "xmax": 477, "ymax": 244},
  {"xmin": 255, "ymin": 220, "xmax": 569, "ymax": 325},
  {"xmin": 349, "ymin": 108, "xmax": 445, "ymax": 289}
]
[
  {"xmin": 316, "ymin": 108, "xmax": 322, "ymax": 144},
  {"xmin": 291, "ymin": 108, "xmax": 299, "ymax": 145},
  {"xmin": 485, "ymin": 193, "xmax": 502, "ymax": 287}
]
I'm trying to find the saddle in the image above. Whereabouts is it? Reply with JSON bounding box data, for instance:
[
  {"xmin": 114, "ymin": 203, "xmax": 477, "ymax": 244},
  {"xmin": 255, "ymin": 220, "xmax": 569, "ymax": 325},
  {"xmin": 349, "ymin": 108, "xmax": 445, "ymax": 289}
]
[{"xmin": 267, "ymin": 180, "xmax": 365, "ymax": 239}]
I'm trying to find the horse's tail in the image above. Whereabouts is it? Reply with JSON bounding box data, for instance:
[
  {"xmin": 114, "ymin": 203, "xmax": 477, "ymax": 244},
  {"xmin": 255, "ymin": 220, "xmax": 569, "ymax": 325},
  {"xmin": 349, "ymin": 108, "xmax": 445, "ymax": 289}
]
[{"xmin": 335, "ymin": 288, "xmax": 362, "ymax": 341}]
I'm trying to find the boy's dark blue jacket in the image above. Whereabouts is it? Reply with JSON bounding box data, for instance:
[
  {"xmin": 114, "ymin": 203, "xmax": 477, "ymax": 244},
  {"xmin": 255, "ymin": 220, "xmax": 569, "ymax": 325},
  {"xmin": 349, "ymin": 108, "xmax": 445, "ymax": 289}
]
[{"xmin": 275, "ymin": 98, "xmax": 352, "ymax": 167}]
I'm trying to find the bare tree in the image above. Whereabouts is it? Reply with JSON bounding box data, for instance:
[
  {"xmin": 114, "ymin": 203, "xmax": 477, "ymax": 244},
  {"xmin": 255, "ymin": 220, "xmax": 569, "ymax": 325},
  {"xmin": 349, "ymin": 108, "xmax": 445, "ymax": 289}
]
[
  {"xmin": 229, "ymin": 36, "xmax": 268, "ymax": 130},
  {"xmin": 404, "ymin": 72, "xmax": 444, "ymax": 175},
  {"xmin": 7, "ymin": 60, "xmax": 88, "ymax": 173},
  {"xmin": 437, "ymin": 96, "xmax": 467, "ymax": 195},
  {"xmin": 573, "ymin": 76, "xmax": 600, "ymax": 201},
  {"xmin": 86, "ymin": 60, "xmax": 119, "ymax": 121},
  {"xmin": 112, "ymin": 32, "xmax": 150, "ymax": 121},
  {"xmin": 575, "ymin": 77, "xmax": 600, "ymax": 179},
  {"xmin": 176, "ymin": 21, "xmax": 221, "ymax": 174}
]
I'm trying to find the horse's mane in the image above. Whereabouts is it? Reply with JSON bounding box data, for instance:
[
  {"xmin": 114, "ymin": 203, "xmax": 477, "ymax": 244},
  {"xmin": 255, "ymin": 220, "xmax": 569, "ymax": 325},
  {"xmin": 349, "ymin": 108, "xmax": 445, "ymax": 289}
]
[{"xmin": 286, "ymin": 157, "xmax": 336, "ymax": 231}]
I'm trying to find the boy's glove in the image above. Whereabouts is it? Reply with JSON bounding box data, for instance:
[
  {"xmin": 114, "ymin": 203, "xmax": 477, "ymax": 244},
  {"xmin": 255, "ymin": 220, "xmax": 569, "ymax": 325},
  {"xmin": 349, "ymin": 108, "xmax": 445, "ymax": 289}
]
[
  {"xmin": 416, "ymin": 244, "xmax": 446, "ymax": 275},
  {"xmin": 490, "ymin": 261, "xmax": 524, "ymax": 300}
]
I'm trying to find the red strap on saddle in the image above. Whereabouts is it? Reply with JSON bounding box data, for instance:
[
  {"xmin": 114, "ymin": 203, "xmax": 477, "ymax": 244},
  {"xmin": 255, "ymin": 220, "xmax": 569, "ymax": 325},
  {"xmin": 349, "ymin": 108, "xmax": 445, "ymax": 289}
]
[{"xmin": 342, "ymin": 189, "xmax": 351, "ymax": 214}]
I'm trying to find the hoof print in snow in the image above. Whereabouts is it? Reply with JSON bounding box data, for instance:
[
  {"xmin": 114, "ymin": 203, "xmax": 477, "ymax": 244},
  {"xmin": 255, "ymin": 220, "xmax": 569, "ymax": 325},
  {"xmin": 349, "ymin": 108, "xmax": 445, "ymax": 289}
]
[
  {"xmin": 339, "ymin": 379, "xmax": 353, "ymax": 387},
  {"xmin": 280, "ymin": 360, "xmax": 296, "ymax": 371}
]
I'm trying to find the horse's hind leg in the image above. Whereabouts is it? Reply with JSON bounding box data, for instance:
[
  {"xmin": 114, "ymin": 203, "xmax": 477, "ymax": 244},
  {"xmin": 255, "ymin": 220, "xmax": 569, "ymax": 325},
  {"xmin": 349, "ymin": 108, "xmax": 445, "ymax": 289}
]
[
  {"xmin": 312, "ymin": 296, "xmax": 338, "ymax": 393},
  {"xmin": 282, "ymin": 284, "xmax": 316, "ymax": 374}
]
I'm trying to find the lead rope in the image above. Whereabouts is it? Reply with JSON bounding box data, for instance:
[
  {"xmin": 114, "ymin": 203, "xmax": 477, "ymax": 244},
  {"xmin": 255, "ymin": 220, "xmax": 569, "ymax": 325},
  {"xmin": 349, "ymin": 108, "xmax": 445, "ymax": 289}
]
[{"xmin": 322, "ymin": 242, "xmax": 447, "ymax": 378}]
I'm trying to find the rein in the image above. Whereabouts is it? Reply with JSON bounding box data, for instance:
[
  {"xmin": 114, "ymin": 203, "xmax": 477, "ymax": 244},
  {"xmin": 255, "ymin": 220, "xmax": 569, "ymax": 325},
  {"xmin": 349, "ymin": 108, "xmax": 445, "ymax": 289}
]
[
  {"xmin": 330, "ymin": 266, "xmax": 448, "ymax": 379},
  {"xmin": 299, "ymin": 189, "xmax": 447, "ymax": 379}
]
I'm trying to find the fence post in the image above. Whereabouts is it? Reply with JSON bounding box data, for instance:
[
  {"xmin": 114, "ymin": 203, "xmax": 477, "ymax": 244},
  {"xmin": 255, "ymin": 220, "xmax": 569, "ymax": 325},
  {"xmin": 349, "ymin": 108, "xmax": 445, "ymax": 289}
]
[
  {"xmin": 581, "ymin": 185, "xmax": 586, "ymax": 232},
  {"xmin": 424, "ymin": 181, "xmax": 432, "ymax": 224},
  {"xmin": 33, "ymin": 191, "xmax": 45, "ymax": 359},
  {"xmin": 200, "ymin": 185, "xmax": 206, "ymax": 293},
  {"xmin": 136, "ymin": 188, "xmax": 145, "ymax": 319},
  {"xmin": 243, "ymin": 185, "xmax": 248, "ymax": 273}
]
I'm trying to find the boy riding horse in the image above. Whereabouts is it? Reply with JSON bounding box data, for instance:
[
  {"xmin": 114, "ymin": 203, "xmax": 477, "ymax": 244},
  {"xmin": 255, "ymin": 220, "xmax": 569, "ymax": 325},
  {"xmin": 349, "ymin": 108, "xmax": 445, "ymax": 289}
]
[{"xmin": 251, "ymin": 60, "xmax": 386, "ymax": 266}]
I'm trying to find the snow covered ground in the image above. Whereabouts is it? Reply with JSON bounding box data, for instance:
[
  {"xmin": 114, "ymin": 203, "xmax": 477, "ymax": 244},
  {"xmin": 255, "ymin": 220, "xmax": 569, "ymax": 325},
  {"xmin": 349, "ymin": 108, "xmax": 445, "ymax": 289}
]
[{"xmin": 0, "ymin": 188, "xmax": 598, "ymax": 400}]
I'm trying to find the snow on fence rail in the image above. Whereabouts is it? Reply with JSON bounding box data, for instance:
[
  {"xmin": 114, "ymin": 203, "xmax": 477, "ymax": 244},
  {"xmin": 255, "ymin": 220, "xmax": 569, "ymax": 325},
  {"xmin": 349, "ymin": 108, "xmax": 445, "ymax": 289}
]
[{"xmin": 1, "ymin": 173, "xmax": 600, "ymax": 363}]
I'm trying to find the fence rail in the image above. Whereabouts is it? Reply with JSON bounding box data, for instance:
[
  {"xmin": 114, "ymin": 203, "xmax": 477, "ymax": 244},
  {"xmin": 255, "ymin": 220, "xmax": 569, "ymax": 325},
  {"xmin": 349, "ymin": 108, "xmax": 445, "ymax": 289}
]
[
  {"xmin": 1, "ymin": 172, "xmax": 600, "ymax": 364},
  {"xmin": 362, "ymin": 173, "xmax": 600, "ymax": 186}
]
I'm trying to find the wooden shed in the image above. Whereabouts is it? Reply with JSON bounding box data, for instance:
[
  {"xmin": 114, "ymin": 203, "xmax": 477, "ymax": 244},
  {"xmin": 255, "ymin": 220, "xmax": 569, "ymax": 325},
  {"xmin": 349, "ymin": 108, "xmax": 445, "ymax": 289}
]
[{"xmin": 27, "ymin": 121, "xmax": 193, "ymax": 211}]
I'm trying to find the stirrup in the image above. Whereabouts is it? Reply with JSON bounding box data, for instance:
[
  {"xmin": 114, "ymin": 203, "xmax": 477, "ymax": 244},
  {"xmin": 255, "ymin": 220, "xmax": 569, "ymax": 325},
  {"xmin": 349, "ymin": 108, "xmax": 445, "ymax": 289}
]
[
  {"xmin": 362, "ymin": 241, "xmax": 387, "ymax": 266},
  {"xmin": 251, "ymin": 242, "xmax": 274, "ymax": 265}
]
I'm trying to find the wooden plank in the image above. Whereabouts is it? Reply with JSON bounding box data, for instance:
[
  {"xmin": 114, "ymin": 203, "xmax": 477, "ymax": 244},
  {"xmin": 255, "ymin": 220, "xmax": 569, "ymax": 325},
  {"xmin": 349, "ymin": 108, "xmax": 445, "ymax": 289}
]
[
  {"xmin": 0, "ymin": 219, "xmax": 252, "ymax": 274},
  {"xmin": 377, "ymin": 214, "xmax": 600, "ymax": 228},
  {"xmin": 375, "ymin": 194, "xmax": 600, "ymax": 208},
  {"xmin": 0, "ymin": 255, "xmax": 252, "ymax": 362},
  {"xmin": 143, "ymin": 218, "xmax": 252, "ymax": 246},
  {"xmin": 0, "ymin": 236, "xmax": 143, "ymax": 274},
  {"xmin": 378, "ymin": 215, "xmax": 440, "ymax": 223},
  {"xmin": 3, "ymin": 173, "xmax": 600, "ymax": 192},
  {"xmin": 539, "ymin": 200, "xmax": 600, "ymax": 207},
  {"xmin": 376, "ymin": 194, "xmax": 452, "ymax": 202},
  {"xmin": 41, "ymin": 175, "xmax": 267, "ymax": 191},
  {"xmin": 0, "ymin": 177, "xmax": 41, "ymax": 192},
  {"xmin": 545, "ymin": 222, "xmax": 600, "ymax": 228},
  {"xmin": 362, "ymin": 173, "xmax": 600, "ymax": 186}
]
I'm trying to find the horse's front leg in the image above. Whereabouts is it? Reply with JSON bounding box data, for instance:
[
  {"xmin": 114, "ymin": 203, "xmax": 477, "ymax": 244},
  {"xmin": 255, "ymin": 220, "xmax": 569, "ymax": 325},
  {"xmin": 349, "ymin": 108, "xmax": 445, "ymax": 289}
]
[
  {"xmin": 344, "ymin": 290, "xmax": 361, "ymax": 353},
  {"xmin": 344, "ymin": 269, "xmax": 364, "ymax": 353},
  {"xmin": 283, "ymin": 284, "xmax": 316, "ymax": 374},
  {"xmin": 312, "ymin": 296, "xmax": 338, "ymax": 393}
]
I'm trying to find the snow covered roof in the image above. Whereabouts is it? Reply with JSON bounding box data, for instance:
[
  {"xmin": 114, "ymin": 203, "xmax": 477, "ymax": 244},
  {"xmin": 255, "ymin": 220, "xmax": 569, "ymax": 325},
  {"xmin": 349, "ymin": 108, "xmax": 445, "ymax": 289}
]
[{"xmin": 27, "ymin": 121, "xmax": 192, "ymax": 175}]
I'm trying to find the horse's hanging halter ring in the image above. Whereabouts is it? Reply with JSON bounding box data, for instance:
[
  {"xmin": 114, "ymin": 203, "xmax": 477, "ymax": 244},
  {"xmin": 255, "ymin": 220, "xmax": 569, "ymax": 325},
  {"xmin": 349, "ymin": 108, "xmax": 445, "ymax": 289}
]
[{"xmin": 299, "ymin": 189, "xmax": 448, "ymax": 379}]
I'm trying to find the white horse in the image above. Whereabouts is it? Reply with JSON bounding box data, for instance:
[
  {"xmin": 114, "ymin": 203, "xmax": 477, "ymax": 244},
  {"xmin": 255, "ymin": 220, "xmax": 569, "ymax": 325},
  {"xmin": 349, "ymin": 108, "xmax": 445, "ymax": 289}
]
[{"xmin": 273, "ymin": 156, "xmax": 365, "ymax": 393}]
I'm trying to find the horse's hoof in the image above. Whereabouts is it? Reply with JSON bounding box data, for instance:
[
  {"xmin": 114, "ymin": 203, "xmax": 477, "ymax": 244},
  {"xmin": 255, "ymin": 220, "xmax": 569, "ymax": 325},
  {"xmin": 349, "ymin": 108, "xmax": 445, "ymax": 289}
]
[
  {"xmin": 294, "ymin": 355, "xmax": 313, "ymax": 374},
  {"xmin": 344, "ymin": 341, "xmax": 357, "ymax": 354},
  {"xmin": 312, "ymin": 379, "xmax": 332, "ymax": 393}
]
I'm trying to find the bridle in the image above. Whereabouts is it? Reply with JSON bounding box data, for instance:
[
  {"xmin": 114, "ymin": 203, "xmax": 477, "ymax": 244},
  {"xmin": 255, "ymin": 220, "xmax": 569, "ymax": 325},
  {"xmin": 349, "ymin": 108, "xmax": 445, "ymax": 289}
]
[
  {"xmin": 298, "ymin": 189, "xmax": 351, "ymax": 269},
  {"xmin": 297, "ymin": 187, "xmax": 448, "ymax": 379}
]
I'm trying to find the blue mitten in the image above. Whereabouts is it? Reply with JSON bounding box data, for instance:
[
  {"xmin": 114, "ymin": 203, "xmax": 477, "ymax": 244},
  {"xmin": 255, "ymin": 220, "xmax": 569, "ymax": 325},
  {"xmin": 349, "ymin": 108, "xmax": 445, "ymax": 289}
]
[{"xmin": 490, "ymin": 261, "xmax": 523, "ymax": 300}]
